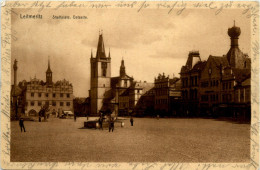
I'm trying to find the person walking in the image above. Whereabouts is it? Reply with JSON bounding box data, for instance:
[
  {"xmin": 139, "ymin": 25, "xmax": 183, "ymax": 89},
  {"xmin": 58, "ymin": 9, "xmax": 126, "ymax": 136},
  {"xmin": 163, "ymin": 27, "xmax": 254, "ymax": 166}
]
[
  {"xmin": 99, "ymin": 117, "xmax": 103, "ymax": 130},
  {"xmin": 19, "ymin": 118, "xmax": 26, "ymax": 132},
  {"xmin": 74, "ymin": 114, "xmax": 77, "ymax": 122},
  {"xmin": 111, "ymin": 117, "xmax": 114, "ymax": 132},
  {"xmin": 109, "ymin": 117, "xmax": 114, "ymax": 132},
  {"xmin": 130, "ymin": 116, "xmax": 134, "ymax": 126}
]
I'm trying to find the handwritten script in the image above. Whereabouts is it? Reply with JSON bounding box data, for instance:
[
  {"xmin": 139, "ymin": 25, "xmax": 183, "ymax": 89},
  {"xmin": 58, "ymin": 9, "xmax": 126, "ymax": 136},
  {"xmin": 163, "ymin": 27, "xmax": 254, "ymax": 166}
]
[{"xmin": 1, "ymin": 1, "xmax": 259, "ymax": 169}]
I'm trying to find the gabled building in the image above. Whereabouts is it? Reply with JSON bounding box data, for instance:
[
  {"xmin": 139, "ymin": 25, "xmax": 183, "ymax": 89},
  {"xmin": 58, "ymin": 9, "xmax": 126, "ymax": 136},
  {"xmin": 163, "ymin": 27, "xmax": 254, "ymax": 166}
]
[
  {"xmin": 199, "ymin": 22, "xmax": 251, "ymax": 118},
  {"xmin": 179, "ymin": 22, "xmax": 251, "ymax": 119},
  {"xmin": 180, "ymin": 51, "xmax": 206, "ymax": 116},
  {"xmin": 11, "ymin": 58, "xmax": 74, "ymax": 118},
  {"xmin": 154, "ymin": 73, "xmax": 182, "ymax": 117}
]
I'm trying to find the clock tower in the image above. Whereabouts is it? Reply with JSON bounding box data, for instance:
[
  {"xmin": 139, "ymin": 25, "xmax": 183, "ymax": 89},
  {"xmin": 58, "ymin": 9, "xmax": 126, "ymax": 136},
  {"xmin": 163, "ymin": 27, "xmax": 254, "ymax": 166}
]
[{"xmin": 90, "ymin": 32, "xmax": 111, "ymax": 115}]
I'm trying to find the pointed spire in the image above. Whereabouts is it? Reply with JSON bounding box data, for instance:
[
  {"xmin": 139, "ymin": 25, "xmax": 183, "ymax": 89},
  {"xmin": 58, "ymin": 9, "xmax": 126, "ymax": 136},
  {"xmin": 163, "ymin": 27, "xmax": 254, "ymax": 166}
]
[
  {"xmin": 91, "ymin": 49, "xmax": 93, "ymax": 58},
  {"xmin": 46, "ymin": 56, "xmax": 52, "ymax": 73},
  {"xmin": 234, "ymin": 20, "xmax": 235, "ymax": 26},
  {"xmin": 108, "ymin": 48, "xmax": 111, "ymax": 58},
  {"xmin": 120, "ymin": 57, "xmax": 126, "ymax": 77},
  {"xmin": 96, "ymin": 32, "xmax": 106, "ymax": 59}
]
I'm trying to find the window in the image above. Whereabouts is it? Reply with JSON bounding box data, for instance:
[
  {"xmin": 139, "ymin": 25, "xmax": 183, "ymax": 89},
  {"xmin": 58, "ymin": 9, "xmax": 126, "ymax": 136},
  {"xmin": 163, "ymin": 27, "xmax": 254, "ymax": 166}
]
[
  {"xmin": 60, "ymin": 102, "xmax": 64, "ymax": 106},
  {"xmin": 67, "ymin": 94, "xmax": 70, "ymax": 98},
  {"xmin": 103, "ymin": 84, "xmax": 105, "ymax": 87},
  {"xmin": 53, "ymin": 93, "xmax": 56, "ymax": 98},
  {"xmin": 31, "ymin": 93, "xmax": 34, "ymax": 97},
  {"xmin": 45, "ymin": 93, "xmax": 48, "ymax": 97},
  {"xmin": 66, "ymin": 102, "xmax": 70, "ymax": 106},
  {"xmin": 38, "ymin": 93, "xmax": 41, "ymax": 97},
  {"xmin": 102, "ymin": 62, "xmax": 107, "ymax": 77},
  {"xmin": 60, "ymin": 93, "xmax": 63, "ymax": 98},
  {"xmin": 45, "ymin": 101, "xmax": 49, "ymax": 106},
  {"xmin": 31, "ymin": 101, "xmax": 34, "ymax": 106},
  {"xmin": 216, "ymin": 81, "xmax": 218, "ymax": 87},
  {"xmin": 38, "ymin": 101, "xmax": 42, "ymax": 106},
  {"xmin": 52, "ymin": 101, "xmax": 56, "ymax": 106}
]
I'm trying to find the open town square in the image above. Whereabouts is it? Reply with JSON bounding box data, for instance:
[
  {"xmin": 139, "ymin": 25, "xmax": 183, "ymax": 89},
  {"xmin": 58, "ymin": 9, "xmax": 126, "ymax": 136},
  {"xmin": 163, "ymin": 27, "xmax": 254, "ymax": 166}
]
[
  {"xmin": 11, "ymin": 117, "xmax": 250, "ymax": 162},
  {"xmin": 7, "ymin": 5, "xmax": 257, "ymax": 168}
]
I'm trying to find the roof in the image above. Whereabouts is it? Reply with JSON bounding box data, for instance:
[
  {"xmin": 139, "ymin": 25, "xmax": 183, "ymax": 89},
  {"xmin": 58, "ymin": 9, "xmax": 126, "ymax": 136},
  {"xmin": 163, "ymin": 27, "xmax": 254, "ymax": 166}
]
[
  {"xmin": 96, "ymin": 34, "xmax": 106, "ymax": 59},
  {"xmin": 232, "ymin": 68, "xmax": 251, "ymax": 83},
  {"xmin": 120, "ymin": 88, "xmax": 130, "ymax": 96},
  {"xmin": 11, "ymin": 85, "xmax": 22, "ymax": 96},
  {"xmin": 241, "ymin": 78, "xmax": 250, "ymax": 86},
  {"xmin": 210, "ymin": 56, "xmax": 229, "ymax": 68},
  {"xmin": 190, "ymin": 61, "xmax": 207, "ymax": 72}
]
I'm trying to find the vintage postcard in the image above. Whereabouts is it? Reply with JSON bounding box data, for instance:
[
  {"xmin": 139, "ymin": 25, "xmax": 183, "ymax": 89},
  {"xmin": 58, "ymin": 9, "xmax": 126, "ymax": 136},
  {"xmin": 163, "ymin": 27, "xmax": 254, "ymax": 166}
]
[{"xmin": 1, "ymin": 1, "xmax": 259, "ymax": 169}]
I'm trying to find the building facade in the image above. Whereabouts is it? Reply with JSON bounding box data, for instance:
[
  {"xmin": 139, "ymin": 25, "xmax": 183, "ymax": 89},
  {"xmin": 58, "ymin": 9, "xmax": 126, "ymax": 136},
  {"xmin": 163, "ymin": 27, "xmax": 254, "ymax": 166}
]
[
  {"xmin": 180, "ymin": 22, "xmax": 251, "ymax": 118},
  {"xmin": 180, "ymin": 51, "xmax": 206, "ymax": 116},
  {"xmin": 154, "ymin": 73, "xmax": 181, "ymax": 117},
  {"xmin": 11, "ymin": 58, "xmax": 74, "ymax": 118}
]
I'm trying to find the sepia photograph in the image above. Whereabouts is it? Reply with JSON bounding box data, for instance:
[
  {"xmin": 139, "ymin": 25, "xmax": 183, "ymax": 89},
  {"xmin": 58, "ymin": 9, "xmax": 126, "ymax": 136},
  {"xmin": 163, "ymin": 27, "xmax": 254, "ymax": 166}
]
[{"xmin": 1, "ymin": 1, "xmax": 259, "ymax": 169}]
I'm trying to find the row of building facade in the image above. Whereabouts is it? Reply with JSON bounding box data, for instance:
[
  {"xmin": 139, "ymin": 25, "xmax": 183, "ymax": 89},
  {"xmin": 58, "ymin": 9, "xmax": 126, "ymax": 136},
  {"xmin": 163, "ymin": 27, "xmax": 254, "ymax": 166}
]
[
  {"xmin": 12, "ymin": 22, "xmax": 251, "ymax": 120},
  {"xmin": 86, "ymin": 22, "xmax": 251, "ymax": 119}
]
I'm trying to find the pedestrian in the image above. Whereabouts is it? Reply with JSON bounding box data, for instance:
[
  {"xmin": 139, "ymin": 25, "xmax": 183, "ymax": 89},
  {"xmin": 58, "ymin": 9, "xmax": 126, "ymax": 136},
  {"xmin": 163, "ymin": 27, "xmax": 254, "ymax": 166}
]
[
  {"xmin": 157, "ymin": 114, "xmax": 159, "ymax": 120},
  {"xmin": 19, "ymin": 118, "xmax": 26, "ymax": 132},
  {"xmin": 74, "ymin": 114, "xmax": 77, "ymax": 122},
  {"xmin": 111, "ymin": 117, "xmax": 114, "ymax": 132},
  {"xmin": 130, "ymin": 116, "xmax": 134, "ymax": 126},
  {"xmin": 109, "ymin": 117, "xmax": 114, "ymax": 132},
  {"xmin": 99, "ymin": 117, "xmax": 103, "ymax": 130}
]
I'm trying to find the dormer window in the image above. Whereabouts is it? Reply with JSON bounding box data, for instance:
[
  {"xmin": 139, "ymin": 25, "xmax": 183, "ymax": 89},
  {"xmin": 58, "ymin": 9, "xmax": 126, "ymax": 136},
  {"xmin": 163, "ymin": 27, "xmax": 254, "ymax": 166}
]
[{"xmin": 208, "ymin": 68, "xmax": 212, "ymax": 75}]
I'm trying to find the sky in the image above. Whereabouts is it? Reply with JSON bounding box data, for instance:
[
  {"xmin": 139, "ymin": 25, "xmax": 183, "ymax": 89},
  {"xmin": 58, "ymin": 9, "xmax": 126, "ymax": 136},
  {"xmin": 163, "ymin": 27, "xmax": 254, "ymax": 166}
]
[{"xmin": 11, "ymin": 7, "xmax": 251, "ymax": 97}]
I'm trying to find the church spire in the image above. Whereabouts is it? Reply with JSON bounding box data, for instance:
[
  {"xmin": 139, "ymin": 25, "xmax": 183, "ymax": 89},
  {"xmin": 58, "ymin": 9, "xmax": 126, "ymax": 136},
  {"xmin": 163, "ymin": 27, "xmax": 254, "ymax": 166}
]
[
  {"xmin": 120, "ymin": 58, "xmax": 126, "ymax": 77},
  {"xmin": 108, "ymin": 48, "xmax": 111, "ymax": 58},
  {"xmin": 46, "ymin": 56, "xmax": 53, "ymax": 85},
  {"xmin": 46, "ymin": 56, "xmax": 52, "ymax": 73},
  {"xmin": 96, "ymin": 32, "xmax": 106, "ymax": 59}
]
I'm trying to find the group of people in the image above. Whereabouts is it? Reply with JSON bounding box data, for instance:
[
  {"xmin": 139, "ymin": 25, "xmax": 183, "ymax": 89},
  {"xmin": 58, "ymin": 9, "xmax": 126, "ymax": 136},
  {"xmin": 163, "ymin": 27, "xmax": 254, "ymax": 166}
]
[
  {"xmin": 98, "ymin": 114, "xmax": 115, "ymax": 132},
  {"xmin": 98, "ymin": 114, "xmax": 134, "ymax": 132}
]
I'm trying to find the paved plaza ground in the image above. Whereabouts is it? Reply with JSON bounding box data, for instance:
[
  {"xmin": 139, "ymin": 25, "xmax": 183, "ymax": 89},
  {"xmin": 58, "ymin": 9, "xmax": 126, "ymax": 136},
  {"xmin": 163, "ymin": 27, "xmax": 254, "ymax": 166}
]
[{"xmin": 11, "ymin": 117, "xmax": 250, "ymax": 162}]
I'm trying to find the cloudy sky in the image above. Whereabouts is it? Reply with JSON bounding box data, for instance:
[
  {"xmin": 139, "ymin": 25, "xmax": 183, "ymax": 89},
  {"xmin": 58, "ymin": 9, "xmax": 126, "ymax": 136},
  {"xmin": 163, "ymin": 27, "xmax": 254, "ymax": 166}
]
[{"xmin": 11, "ymin": 7, "xmax": 250, "ymax": 97}]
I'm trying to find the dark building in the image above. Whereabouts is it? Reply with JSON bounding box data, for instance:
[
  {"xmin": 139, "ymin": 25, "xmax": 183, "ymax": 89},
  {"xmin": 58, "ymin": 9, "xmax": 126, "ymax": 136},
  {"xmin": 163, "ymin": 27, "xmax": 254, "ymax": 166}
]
[
  {"xmin": 154, "ymin": 73, "xmax": 181, "ymax": 117},
  {"xmin": 180, "ymin": 51, "xmax": 206, "ymax": 117},
  {"xmin": 180, "ymin": 22, "xmax": 251, "ymax": 119}
]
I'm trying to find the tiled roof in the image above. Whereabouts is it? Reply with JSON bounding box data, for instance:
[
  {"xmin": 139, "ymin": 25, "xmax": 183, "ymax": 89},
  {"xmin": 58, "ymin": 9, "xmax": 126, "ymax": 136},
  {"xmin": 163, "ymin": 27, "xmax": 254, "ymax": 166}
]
[
  {"xmin": 232, "ymin": 68, "xmax": 251, "ymax": 83},
  {"xmin": 211, "ymin": 56, "xmax": 229, "ymax": 67},
  {"xmin": 190, "ymin": 61, "xmax": 207, "ymax": 72}
]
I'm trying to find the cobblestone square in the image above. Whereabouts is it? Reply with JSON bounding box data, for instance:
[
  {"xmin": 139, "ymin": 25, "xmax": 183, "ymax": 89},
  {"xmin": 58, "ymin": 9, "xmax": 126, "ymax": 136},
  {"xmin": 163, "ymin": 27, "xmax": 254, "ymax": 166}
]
[{"xmin": 11, "ymin": 118, "xmax": 250, "ymax": 162}]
